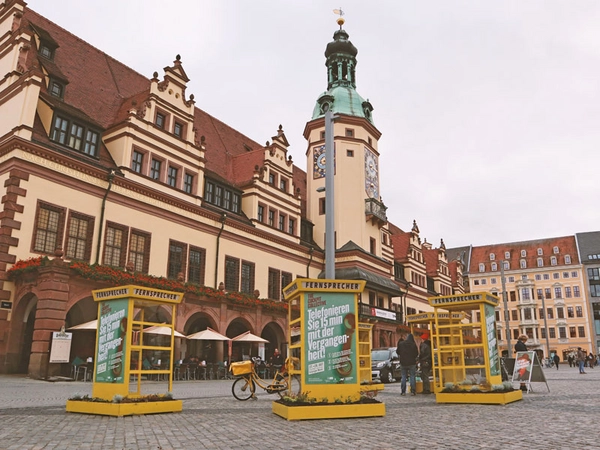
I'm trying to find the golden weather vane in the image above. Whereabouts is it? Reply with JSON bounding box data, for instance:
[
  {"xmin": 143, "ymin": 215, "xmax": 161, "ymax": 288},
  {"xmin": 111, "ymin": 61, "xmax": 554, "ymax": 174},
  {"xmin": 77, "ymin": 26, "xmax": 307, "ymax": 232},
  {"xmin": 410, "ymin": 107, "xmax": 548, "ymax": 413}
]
[{"xmin": 333, "ymin": 7, "xmax": 345, "ymax": 28}]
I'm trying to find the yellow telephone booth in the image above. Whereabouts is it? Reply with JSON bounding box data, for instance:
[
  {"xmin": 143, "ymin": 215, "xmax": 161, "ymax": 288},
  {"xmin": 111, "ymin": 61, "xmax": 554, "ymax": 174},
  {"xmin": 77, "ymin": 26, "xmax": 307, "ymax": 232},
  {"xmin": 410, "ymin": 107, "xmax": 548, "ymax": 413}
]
[{"xmin": 427, "ymin": 292, "xmax": 522, "ymax": 405}]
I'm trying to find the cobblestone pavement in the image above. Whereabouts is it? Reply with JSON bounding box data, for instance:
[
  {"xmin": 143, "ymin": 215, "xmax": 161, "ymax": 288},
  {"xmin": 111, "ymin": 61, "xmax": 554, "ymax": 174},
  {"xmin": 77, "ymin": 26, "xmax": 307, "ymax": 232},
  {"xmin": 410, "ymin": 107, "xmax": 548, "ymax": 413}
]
[{"xmin": 0, "ymin": 366, "xmax": 597, "ymax": 449}]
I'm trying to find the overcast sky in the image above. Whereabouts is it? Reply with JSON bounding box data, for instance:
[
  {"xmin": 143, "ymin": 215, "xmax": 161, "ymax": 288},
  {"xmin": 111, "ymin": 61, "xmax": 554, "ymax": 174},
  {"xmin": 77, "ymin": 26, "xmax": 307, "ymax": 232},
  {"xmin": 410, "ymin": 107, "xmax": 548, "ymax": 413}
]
[{"xmin": 27, "ymin": 1, "xmax": 600, "ymax": 249}]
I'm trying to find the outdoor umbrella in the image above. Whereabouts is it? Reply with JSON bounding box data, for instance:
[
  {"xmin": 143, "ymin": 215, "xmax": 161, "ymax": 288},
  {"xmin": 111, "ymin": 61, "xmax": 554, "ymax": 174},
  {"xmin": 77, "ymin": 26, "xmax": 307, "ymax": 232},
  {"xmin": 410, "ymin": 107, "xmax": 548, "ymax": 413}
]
[
  {"xmin": 66, "ymin": 319, "xmax": 98, "ymax": 330},
  {"xmin": 143, "ymin": 325, "xmax": 186, "ymax": 338},
  {"xmin": 231, "ymin": 331, "xmax": 269, "ymax": 343},
  {"xmin": 186, "ymin": 327, "xmax": 230, "ymax": 341}
]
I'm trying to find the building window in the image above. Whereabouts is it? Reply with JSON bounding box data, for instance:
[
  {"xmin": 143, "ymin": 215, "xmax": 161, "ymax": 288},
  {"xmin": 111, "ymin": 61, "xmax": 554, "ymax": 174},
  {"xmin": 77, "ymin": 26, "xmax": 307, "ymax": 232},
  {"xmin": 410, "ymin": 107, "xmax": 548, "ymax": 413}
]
[
  {"xmin": 155, "ymin": 112, "xmax": 165, "ymax": 129},
  {"xmin": 128, "ymin": 230, "xmax": 150, "ymax": 273},
  {"xmin": 188, "ymin": 247, "xmax": 206, "ymax": 285},
  {"xmin": 557, "ymin": 307, "xmax": 564, "ymax": 319},
  {"xmin": 511, "ymin": 310, "xmax": 518, "ymax": 321},
  {"xmin": 167, "ymin": 166, "xmax": 178, "ymax": 187},
  {"xmin": 50, "ymin": 116, "xmax": 69, "ymax": 144},
  {"xmin": 524, "ymin": 308, "xmax": 532, "ymax": 320},
  {"xmin": 40, "ymin": 44, "xmax": 53, "ymax": 59},
  {"xmin": 473, "ymin": 280, "xmax": 480, "ymax": 286},
  {"xmin": 540, "ymin": 328, "xmax": 546, "ymax": 339},
  {"xmin": 225, "ymin": 256, "xmax": 240, "ymax": 291},
  {"xmin": 65, "ymin": 213, "xmax": 93, "ymax": 261},
  {"xmin": 569, "ymin": 326, "xmax": 576, "ymax": 338},
  {"xmin": 345, "ymin": 128, "xmax": 354, "ymax": 137},
  {"xmin": 537, "ymin": 248, "xmax": 543, "ymax": 256},
  {"xmin": 205, "ymin": 181, "xmax": 214, "ymax": 203},
  {"xmin": 479, "ymin": 263, "xmax": 485, "ymax": 272},
  {"xmin": 281, "ymin": 272, "xmax": 293, "ymax": 300},
  {"xmin": 280, "ymin": 178, "xmax": 287, "ymax": 192},
  {"xmin": 84, "ymin": 130, "xmax": 99, "ymax": 156},
  {"xmin": 33, "ymin": 203, "xmax": 65, "ymax": 254},
  {"xmin": 240, "ymin": 261, "xmax": 255, "ymax": 294},
  {"xmin": 547, "ymin": 307, "xmax": 554, "ymax": 319},
  {"xmin": 504, "ymin": 252, "xmax": 510, "ymax": 259},
  {"xmin": 131, "ymin": 150, "xmax": 144, "ymax": 173},
  {"xmin": 204, "ymin": 179, "xmax": 242, "ymax": 214},
  {"xmin": 513, "ymin": 329, "xmax": 519, "ymax": 340},
  {"xmin": 288, "ymin": 218, "xmax": 295, "ymax": 235},
  {"xmin": 370, "ymin": 237, "xmax": 376, "ymax": 254},
  {"xmin": 565, "ymin": 255, "xmax": 571, "ymax": 264},
  {"xmin": 543, "ymin": 274, "xmax": 550, "ymax": 280},
  {"xmin": 258, "ymin": 205, "xmax": 264, "ymax": 223},
  {"xmin": 503, "ymin": 261, "xmax": 510, "ymax": 270},
  {"xmin": 347, "ymin": 149, "xmax": 354, "ymax": 157},
  {"xmin": 535, "ymin": 274, "xmax": 541, "ymax": 281},
  {"xmin": 553, "ymin": 272, "xmax": 560, "ymax": 279},
  {"xmin": 491, "ymin": 262, "xmax": 497, "ymax": 271},
  {"xmin": 565, "ymin": 287, "xmax": 572, "ymax": 298},
  {"xmin": 319, "ymin": 198, "xmax": 326, "ymax": 215},
  {"xmin": 520, "ymin": 259, "xmax": 526, "ymax": 269},
  {"xmin": 268, "ymin": 268, "xmax": 281, "ymax": 300},
  {"xmin": 268, "ymin": 210, "xmax": 275, "ymax": 227},
  {"xmin": 558, "ymin": 327, "xmax": 566, "ymax": 339},
  {"xmin": 521, "ymin": 288, "xmax": 530, "ymax": 300},
  {"xmin": 167, "ymin": 241, "xmax": 186, "ymax": 279},
  {"xmin": 572, "ymin": 271, "xmax": 578, "ymax": 277},
  {"xmin": 554, "ymin": 287, "xmax": 562, "ymax": 299},
  {"xmin": 174, "ymin": 121, "xmax": 184, "ymax": 138},
  {"xmin": 549, "ymin": 327, "xmax": 556, "ymax": 338},
  {"xmin": 578, "ymin": 326, "xmax": 585, "ymax": 338},
  {"xmin": 278, "ymin": 214, "xmax": 285, "ymax": 231},
  {"xmin": 574, "ymin": 286, "xmax": 580, "ymax": 297},
  {"xmin": 510, "ymin": 291, "xmax": 516, "ymax": 301},
  {"xmin": 490, "ymin": 253, "xmax": 495, "ymax": 261},
  {"xmin": 520, "ymin": 250, "xmax": 526, "ymax": 257},
  {"xmin": 481, "ymin": 279, "xmax": 487, "ymax": 285},
  {"xmin": 553, "ymin": 246, "xmax": 559, "ymax": 254},
  {"xmin": 49, "ymin": 80, "xmax": 63, "ymax": 98},
  {"xmin": 320, "ymin": 131, "xmax": 325, "ymax": 140},
  {"xmin": 268, "ymin": 173, "xmax": 275, "ymax": 186},
  {"xmin": 537, "ymin": 258, "xmax": 543, "ymax": 267},
  {"xmin": 150, "ymin": 159, "xmax": 162, "ymax": 180},
  {"xmin": 224, "ymin": 190, "xmax": 231, "ymax": 210},
  {"xmin": 576, "ymin": 305, "xmax": 583, "ymax": 318},
  {"xmin": 539, "ymin": 307, "xmax": 544, "ymax": 319},
  {"xmin": 567, "ymin": 306, "xmax": 574, "ymax": 318},
  {"xmin": 184, "ymin": 173, "xmax": 194, "ymax": 194},
  {"xmin": 103, "ymin": 223, "xmax": 128, "ymax": 268},
  {"xmin": 508, "ymin": 276, "xmax": 514, "ymax": 283}
]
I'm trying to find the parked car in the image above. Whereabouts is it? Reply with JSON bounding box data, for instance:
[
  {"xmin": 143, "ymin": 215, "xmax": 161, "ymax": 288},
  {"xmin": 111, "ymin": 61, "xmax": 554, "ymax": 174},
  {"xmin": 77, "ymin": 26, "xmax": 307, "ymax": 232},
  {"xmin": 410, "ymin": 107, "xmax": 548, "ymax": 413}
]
[{"xmin": 371, "ymin": 347, "xmax": 401, "ymax": 383}]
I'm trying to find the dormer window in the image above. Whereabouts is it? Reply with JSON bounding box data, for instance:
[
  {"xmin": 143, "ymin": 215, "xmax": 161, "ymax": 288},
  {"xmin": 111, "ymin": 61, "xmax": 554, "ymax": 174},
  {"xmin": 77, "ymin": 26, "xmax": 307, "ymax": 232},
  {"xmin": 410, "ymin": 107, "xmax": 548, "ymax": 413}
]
[
  {"xmin": 553, "ymin": 246, "xmax": 559, "ymax": 254},
  {"xmin": 50, "ymin": 114, "xmax": 100, "ymax": 157},
  {"xmin": 479, "ymin": 263, "xmax": 485, "ymax": 272},
  {"xmin": 520, "ymin": 249, "xmax": 526, "ymax": 257},
  {"xmin": 39, "ymin": 43, "xmax": 54, "ymax": 60},
  {"xmin": 490, "ymin": 253, "xmax": 495, "ymax": 261},
  {"xmin": 565, "ymin": 255, "xmax": 572, "ymax": 264},
  {"xmin": 520, "ymin": 259, "xmax": 527, "ymax": 269},
  {"xmin": 504, "ymin": 251, "xmax": 510, "ymax": 259},
  {"xmin": 537, "ymin": 257, "xmax": 543, "ymax": 267},
  {"xmin": 491, "ymin": 262, "xmax": 497, "ymax": 271},
  {"xmin": 204, "ymin": 179, "xmax": 241, "ymax": 214},
  {"xmin": 49, "ymin": 80, "xmax": 63, "ymax": 98},
  {"xmin": 537, "ymin": 248, "xmax": 543, "ymax": 256}
]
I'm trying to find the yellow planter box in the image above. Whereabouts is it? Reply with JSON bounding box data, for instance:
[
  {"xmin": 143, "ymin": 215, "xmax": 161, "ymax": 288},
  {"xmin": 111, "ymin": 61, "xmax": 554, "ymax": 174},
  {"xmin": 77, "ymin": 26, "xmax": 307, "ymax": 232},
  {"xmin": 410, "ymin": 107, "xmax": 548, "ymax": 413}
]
[
  {"xmin": 435, "ymin": 390, "xmax": 522, "ymax": 405},
  {"xmin": 272, "ymin": 401, "xmax": 385, "ymax": 421},
  {"xmin": 66, "ymin": 399, "xmax": 183, "ymax": 417}
]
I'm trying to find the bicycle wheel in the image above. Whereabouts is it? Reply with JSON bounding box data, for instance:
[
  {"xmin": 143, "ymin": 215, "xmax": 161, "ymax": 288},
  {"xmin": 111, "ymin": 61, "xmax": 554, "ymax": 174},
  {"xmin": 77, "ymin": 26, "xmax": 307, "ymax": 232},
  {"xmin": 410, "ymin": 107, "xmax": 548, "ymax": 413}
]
[
  {"xmin": 232, "ymin": 376, "xmax": 255, "ymax": 401},
  {"xmin": 288, "ymin": 374, "xmax": 301, "ymax": 396},
  {"xmin": 275, "ymin": 374, "xmax": 301, "ymax": 399}
]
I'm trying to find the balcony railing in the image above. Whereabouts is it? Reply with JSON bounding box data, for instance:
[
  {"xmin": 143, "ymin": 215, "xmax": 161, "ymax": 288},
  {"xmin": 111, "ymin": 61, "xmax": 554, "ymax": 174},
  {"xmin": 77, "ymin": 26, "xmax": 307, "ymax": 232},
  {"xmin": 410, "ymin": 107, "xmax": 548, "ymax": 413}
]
[{"xmin": 365, "ymin": 198, "xmax": 388, "ymax": 223}]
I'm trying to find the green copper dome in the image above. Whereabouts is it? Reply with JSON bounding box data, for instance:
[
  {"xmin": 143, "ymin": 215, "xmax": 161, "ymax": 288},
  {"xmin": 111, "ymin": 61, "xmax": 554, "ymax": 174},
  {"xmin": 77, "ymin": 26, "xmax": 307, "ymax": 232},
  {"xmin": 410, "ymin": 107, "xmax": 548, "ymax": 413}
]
[{"xmin": 311, "ymin": 27, "xmax": 374, "ymax": 124}]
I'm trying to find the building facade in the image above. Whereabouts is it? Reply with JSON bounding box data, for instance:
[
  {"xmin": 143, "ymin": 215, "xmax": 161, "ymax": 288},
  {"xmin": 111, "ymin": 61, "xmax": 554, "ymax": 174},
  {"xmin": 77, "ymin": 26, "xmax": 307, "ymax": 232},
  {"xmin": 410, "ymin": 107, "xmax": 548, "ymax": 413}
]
[
  {"xmin": 448, "ymin": 236, "xmax": 594, "ymax": 361},
  {"xmin": 575, "ymin": 231, "xmax": 600, "ymax": 354},
  {"xmin": 0, "ymin": 1, "xmax": 460, "ymax": 377}
]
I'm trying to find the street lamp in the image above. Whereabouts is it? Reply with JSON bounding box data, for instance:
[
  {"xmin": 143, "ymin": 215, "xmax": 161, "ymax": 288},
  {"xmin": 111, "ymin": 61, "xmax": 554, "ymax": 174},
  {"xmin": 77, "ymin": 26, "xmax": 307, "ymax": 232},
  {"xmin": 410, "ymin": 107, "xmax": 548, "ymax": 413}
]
[{"xmin": 539, "ymin": 293, "xmax": 552, "ymax": 358}]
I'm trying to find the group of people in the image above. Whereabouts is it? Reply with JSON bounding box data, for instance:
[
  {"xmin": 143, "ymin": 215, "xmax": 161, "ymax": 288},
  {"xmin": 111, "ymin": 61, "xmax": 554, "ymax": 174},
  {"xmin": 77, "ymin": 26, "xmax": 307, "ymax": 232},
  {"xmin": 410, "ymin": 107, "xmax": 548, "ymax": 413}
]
[{"xmin": 396, "ymin": 332, "xmax": 432, "ymax": 396}]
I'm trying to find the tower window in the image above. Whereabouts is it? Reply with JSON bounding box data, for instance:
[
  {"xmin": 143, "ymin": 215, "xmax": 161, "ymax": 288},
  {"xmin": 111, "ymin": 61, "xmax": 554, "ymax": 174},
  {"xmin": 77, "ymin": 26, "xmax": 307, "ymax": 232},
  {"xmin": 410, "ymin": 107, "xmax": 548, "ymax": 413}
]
[
  {"xmin": 347, "ymin": 149, "xmax": 354, "ymax": 157},
  {"xmin": 345, "ymin": 128, "xmax": 354, "ymax": 137}
]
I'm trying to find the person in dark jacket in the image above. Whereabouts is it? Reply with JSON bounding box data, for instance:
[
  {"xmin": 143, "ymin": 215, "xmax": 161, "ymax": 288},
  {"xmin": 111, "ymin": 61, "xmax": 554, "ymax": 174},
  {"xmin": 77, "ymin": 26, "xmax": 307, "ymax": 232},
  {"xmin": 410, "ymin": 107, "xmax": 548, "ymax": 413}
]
[
  {"xmin": 418, "ymin": 332, "xmax": 432, "ymax": 394},
  {"xmin": 397, "ymin": 333, "xmax": 419, "ymax": 396},
  {"xmin": 553, "ymin": 353, "xmax": 560, "ymax": 370},
  {"xmin": 514, "ymin": 335, "xmax": 529, "ymax": 391}
]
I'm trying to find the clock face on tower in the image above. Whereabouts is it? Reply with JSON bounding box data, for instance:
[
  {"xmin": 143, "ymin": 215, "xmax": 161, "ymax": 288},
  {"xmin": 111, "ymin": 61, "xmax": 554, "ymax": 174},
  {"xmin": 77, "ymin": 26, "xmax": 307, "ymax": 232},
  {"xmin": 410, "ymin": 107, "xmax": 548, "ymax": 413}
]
[
  {"xmin": 313, "ymin": 145, "xmax": 326, "ymax": 179},
  {"xmin": 364, "ymin": 147, "xmax": 379, "ymax": 198}
]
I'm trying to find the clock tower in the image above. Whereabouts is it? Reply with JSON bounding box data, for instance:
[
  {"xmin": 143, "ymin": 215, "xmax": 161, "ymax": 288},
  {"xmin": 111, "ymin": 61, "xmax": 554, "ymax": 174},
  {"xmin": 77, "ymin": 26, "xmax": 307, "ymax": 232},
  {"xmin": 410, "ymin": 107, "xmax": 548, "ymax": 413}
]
[{"xmin": 304, "ymin": 17, "xmax": 388, "ymax": 258}]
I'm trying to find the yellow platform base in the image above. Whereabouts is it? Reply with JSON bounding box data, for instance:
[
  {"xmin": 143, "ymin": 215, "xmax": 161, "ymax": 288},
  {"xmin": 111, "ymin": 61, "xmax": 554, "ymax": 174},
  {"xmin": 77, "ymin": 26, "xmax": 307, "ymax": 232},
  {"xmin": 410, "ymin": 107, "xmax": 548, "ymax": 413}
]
[
  {"xmin": 435, "ymin": 390, "xmax": 522, "ymax": 405},
  {"xmin": 272, "ymin": 401, "xmax": 385, "ymax": 421},
  {"xmin": 66, "ymin": 399, "xmax": 183, "ymax": 417}
]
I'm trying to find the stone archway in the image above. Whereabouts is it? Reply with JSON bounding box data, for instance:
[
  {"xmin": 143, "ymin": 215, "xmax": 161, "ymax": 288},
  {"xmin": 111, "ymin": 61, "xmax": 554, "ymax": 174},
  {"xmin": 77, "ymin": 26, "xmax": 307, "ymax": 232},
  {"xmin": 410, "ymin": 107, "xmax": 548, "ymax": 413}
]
[
  {"xmin": 65, "ymin": 296, "xmax": 97, "ymax": 370},
  {"xmin": 226, "ymin": 317, "xmax": 254, "ymax": 362},
  {"xmin": 261, "ymin": 321, "xmax": 286, "ymax": 360},
  {"xmin": 183, "ymin": 312, "xmax": 223, "ymax": 363},
  {"xmin": 5, "ymin": 292, "xmax": 38, "ymax": 374}
]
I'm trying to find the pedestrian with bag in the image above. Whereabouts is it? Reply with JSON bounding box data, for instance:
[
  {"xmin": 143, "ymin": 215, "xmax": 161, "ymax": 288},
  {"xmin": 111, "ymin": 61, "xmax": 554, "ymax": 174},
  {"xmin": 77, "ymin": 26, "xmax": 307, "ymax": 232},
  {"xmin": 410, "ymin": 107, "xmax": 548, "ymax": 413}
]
[{"xmin": 397, "ymin": 333, "xmax": 419, "ymax": 396}]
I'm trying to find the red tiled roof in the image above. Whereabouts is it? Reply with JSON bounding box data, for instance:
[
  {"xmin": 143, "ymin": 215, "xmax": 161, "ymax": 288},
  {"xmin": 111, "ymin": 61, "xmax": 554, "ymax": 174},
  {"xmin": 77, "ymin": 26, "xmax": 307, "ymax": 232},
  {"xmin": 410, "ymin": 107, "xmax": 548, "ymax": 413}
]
[
  {"xmin": 469, "ymin": 235, "xmax": 579, "ymax": 272},
  {"xmin": 423, "ymin": 248, "xmax": 439, "ymax": 276},
  {"xmin": 390, "ymin": 231, "xmax": 410, "ymax": 261},
  {"xmin": 231, "ymin": 149, "xmax": 265, "ymax": 186}
]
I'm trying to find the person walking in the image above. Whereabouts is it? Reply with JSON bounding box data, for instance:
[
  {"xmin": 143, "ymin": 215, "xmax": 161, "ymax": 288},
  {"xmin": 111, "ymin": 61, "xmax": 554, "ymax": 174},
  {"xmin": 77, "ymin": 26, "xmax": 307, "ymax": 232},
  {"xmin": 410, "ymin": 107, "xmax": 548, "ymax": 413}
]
[
  {"xmin": 577, "ymin": 347, "xmax": 586, "ymax": 374},
  {"xmin": 397, "ymin": 333, "xmax": 419, "ymax": 396},
  {"xmin": 418, "ymin": 332, "xmax": 432, "ymax": 394},
  {"xmin": 553, "ymin": 353, "xmax": 560, "ymax": 370},
  {"xmin": 514, "ymin": 335, "xmax": 529, "ymax": 391}
]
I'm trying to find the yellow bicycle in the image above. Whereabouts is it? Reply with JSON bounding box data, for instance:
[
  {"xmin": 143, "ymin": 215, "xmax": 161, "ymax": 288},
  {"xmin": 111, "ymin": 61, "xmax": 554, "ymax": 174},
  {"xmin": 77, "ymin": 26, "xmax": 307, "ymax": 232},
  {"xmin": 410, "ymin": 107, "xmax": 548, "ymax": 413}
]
[{"xmin": 230, "ymin": 357, "xmax": 301, "ymax": 401}]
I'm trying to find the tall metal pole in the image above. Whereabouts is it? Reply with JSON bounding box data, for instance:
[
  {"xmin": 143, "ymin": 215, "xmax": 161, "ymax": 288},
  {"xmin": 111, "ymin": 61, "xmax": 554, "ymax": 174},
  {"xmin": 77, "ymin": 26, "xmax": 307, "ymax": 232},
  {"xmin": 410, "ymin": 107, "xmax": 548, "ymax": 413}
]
[
  {"xmin": 540, "ymin": 295, "xmax": 551, "ymax": 358},
  {"xmin": 501, "ymin": 261, "xmax": 512, "ymax": 353},
  {"xmin": 324, "ymin": 109, "xmax": 336, "ymax": 279}
]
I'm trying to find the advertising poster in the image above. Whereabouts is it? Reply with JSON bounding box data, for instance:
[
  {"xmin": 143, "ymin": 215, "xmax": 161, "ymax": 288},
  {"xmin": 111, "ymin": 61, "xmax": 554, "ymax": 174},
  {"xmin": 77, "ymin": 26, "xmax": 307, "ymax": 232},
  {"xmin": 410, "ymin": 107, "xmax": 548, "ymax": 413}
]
[
  {"xmin": 512, "ymin": 351, "xmax": 535, "ymax": 382},
  {"xmin": 484, "ymin": 303, "xmax": 500, "ymax": 376},
  {"xmin": 95, "ymin": 299, "xmax": 128, "ymax": 383},
  {"xmin": 49, "ymin": 331, "xmax": 72, "ymax": 363},
  {"xmin": 304, "ymin": 292, "xmax": 357, "ymax": 384}
]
